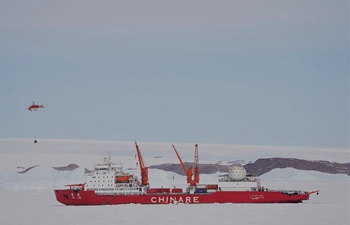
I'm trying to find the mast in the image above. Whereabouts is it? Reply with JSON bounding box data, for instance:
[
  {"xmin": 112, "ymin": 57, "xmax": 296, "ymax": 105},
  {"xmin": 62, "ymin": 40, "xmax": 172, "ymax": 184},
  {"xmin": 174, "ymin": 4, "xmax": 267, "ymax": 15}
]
[
  {"xmin": 135, "ymin": 141, "xmax": 148, "ymax": 185},
  {"xmin": 193, "ymin": 144, "xmax": 199, "ymax": 184}
]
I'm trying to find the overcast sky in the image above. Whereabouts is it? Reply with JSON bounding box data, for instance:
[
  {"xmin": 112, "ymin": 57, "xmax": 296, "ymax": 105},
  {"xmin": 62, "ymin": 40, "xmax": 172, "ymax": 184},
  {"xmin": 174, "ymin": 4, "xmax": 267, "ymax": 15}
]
[{"xmin": 0, "ymin": 0, "xmax": 348, "ymax": 148}]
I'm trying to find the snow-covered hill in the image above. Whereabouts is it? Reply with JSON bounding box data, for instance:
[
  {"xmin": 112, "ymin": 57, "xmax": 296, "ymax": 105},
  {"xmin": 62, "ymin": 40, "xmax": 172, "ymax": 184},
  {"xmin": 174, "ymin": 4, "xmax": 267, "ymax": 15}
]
[
  {"xmin": 1, "ymin": 164, "xmax": 348, "ymax": 190},
  {"xmin": 0, "ymin": 138, "xmax": 348, "ymax": 190},
  {"xmin": 260, "ymin": 168, "xmax": 349, "ymax": 181}
]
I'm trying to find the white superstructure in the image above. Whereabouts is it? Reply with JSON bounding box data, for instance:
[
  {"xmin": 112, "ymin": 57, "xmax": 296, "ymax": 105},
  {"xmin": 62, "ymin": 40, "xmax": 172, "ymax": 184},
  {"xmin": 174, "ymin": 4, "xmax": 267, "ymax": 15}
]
[{"xmin": 84, "ymin": 152, "xmax": 147, "ymax": 195}]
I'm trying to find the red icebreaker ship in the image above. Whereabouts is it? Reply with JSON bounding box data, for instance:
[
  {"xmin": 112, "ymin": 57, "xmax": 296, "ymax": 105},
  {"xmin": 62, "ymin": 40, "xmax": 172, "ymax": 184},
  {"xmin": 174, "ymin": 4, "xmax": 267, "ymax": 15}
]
[{"xmin": 54, "ymin": 142, "xmax": 318, "ymax": 205}]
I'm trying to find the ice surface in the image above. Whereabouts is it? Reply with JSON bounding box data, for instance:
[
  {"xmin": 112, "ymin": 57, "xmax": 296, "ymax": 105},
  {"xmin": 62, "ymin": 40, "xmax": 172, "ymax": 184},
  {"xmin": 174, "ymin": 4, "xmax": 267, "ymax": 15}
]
[{"xmin": 0, "ymin": 180, "xmax": 349, "ymax": 225}]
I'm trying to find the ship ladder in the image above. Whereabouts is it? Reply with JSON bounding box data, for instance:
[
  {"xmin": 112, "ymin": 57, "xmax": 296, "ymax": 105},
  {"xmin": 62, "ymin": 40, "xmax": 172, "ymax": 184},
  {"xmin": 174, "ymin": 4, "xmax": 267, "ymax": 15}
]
[{"xmin": 102, "ymin": 195, "xmax": 118, "ymax": 205}]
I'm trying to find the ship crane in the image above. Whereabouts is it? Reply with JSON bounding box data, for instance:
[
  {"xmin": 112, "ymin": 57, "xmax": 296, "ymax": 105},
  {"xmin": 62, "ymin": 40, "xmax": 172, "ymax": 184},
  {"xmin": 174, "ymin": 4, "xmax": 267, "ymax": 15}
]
[
  {"xmin": 172, "ymin": 144, "xmax": 200, "ymax": 186},
  {"xmin": 135, "ymin": 141, "xmax": 148, "ymax": 186}
]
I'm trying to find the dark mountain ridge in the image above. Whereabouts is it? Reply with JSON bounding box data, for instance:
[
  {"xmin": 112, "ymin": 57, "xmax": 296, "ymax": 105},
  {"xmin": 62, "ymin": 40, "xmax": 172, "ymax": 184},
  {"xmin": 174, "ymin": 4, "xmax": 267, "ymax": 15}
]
[
  {"xmin": 17, "ymin": 158, "xmax": 350, "ymax": 177},
  {"xmin": 149, "ymin": 158, "xmax": 350, "ymax": 176}
]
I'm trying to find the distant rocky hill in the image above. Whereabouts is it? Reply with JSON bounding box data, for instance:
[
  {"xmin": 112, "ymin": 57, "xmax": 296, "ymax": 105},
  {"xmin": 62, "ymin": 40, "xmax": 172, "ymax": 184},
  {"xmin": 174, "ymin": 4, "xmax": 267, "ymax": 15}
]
[
  {"xmin": 17, "ymin": 158, "xmax": 350, "ymax": 177},
  {"xmin": 244, "ymin": 158, "xmax": 350, "ymax": 176},
  {"xmin": 53, "ymin": 164, "xmax": 92, "ymax": 174},
  {"xmin": 17, "ymin": 165, "xmax": 39, "ymax": 174},
  {"xmin": 149, "ymin": 158, "xmax": 350, "ymax": 176},
  {"xmin": 17, "ymin": 164, "xmax": 92, "ymax": 174},
  {"xmin": 53, "ymin": 164, "xmax": 79, "ymax": 171}
]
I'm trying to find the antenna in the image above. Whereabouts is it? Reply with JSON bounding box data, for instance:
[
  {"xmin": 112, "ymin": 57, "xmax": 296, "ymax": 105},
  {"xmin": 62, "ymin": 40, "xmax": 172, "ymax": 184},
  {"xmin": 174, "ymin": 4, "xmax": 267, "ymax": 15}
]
[{"xmin": 104, "ymin": 151, "xmax": 112, "ymax": 166}]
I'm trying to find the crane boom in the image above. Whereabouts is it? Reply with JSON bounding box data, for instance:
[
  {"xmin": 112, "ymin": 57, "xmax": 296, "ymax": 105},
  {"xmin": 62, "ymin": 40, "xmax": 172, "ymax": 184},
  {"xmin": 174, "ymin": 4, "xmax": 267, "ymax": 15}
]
[
  {"xmin": 172, "ymin": 144, "xmax": 187, "ymax": 174},
  {"xmin": 172, "ymin": 144, "xmax": 196, "ymax": 185},
  {"xmin": 135, "ymin": 141, "xmax": 148, "ymax": 185}
]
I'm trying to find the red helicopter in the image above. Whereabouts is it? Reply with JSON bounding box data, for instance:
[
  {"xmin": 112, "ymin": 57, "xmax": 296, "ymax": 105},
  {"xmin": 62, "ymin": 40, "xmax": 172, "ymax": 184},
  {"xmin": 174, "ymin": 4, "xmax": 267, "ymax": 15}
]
[{"xmin": 28, "ymin": 101, "xmax": 45, "ymax": 111}]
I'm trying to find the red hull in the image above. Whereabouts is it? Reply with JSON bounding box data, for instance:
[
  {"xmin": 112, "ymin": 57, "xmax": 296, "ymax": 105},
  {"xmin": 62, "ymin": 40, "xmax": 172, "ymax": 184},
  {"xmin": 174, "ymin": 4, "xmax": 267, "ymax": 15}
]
[{"xmin": 54, "ymin": 189, "xmax": 310, "ymax": 205}]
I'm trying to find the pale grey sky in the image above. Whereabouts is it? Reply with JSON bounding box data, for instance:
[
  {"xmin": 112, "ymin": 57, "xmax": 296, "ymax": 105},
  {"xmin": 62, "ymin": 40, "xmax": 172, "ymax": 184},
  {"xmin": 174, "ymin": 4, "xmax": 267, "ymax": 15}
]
[{"xmin": 0, "ymin": 0, "xmax": 348, "ymax": 148}]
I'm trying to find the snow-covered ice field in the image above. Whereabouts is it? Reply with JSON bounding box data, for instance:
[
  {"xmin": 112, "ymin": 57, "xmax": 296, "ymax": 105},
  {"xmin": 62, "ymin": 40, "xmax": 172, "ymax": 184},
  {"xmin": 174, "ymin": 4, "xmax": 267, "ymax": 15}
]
[
  {"xmin": 0, "ymin": 180, "xmax": 349, "ymax": 225},
  {"xmin": 0, "ymin": 139, "xmax": 349, "ymax": 225}
]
